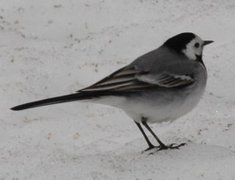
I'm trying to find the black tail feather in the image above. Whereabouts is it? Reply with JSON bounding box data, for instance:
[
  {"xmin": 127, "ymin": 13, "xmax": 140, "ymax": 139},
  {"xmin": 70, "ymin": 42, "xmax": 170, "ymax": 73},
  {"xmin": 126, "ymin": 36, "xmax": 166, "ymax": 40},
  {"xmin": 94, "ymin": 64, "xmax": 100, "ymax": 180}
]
[{"xmin": 11, "ymin": 93, "xmax": 91, "ymax": 111}]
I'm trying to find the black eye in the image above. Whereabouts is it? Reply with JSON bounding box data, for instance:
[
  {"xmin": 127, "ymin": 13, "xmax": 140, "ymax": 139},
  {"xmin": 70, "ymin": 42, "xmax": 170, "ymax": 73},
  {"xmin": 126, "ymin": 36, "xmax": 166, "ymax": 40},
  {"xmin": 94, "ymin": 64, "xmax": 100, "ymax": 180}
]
[{"xmin": 194, "ymin": 42, "xmax": 200, "ymax": 48}]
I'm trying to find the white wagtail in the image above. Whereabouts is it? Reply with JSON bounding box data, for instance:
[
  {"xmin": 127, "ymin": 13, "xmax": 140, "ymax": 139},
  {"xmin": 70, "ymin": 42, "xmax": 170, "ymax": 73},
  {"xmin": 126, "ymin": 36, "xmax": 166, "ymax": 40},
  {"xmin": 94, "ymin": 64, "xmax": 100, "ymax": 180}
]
[{"xmin": 11, "ymin": 32, "xmax": 213, "ymax": 151}]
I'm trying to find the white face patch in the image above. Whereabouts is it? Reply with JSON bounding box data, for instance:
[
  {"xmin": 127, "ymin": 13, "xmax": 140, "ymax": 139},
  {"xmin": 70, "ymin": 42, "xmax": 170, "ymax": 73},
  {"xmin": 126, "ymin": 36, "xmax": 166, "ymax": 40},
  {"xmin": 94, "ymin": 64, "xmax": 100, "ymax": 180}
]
[{"xmin": 182, "ymin": 36, "xmax": 204, "ymax": 60}]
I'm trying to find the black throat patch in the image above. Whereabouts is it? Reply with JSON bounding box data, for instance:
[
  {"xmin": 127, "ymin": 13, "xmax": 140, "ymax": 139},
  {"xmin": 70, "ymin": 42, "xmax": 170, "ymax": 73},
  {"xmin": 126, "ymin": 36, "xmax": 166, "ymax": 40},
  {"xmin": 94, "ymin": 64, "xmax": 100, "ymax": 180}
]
[{"xmin": 196, "ymin": 55, "xmax": 206, "ymax": 67}]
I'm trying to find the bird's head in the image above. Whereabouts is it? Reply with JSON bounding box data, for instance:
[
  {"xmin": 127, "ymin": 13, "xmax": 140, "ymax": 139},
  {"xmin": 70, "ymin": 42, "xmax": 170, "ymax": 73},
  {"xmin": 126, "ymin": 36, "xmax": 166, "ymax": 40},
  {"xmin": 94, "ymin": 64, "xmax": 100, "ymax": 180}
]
[{"xmin": 163, "ymin": 32, "xmax": 213, "ymax": 62}]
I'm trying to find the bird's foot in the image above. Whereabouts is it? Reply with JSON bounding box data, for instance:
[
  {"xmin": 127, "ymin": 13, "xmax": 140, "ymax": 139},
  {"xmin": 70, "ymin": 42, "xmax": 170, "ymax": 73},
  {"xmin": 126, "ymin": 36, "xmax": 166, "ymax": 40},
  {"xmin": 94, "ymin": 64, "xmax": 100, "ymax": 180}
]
[
  {"xmin": 142, "ymin": 143, "xmax": 186, "ymax": 154},
  {"xmin": 145, "ymin": 143, "xmax": 186, "ymax": 155},
  {"xmin": 157, "ymin": 143, "xmax": 186, "ymax": 151}
]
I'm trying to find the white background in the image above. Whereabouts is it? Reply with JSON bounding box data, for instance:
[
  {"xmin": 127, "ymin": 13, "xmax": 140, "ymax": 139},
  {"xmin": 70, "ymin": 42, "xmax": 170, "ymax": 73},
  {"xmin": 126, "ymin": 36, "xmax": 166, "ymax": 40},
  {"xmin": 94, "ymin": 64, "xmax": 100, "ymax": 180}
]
[{"xmin": 1, "ymin": 0, "xmax": 235, "ymax": 179}]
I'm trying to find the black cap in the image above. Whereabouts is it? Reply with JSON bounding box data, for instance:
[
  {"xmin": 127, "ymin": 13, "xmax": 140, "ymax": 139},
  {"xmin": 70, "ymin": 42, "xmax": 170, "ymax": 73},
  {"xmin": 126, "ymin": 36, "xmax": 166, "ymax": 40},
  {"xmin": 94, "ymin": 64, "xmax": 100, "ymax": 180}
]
[{"xmin": 163, "ymin": 32, "xmax": 196, "ymax": 52}]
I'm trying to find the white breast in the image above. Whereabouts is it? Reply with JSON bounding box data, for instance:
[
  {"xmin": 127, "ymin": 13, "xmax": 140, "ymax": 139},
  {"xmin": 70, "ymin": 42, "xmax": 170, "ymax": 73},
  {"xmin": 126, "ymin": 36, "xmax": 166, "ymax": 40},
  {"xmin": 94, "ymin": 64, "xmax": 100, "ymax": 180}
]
[
  {"xmin": 129, "ymin": 78, "xmax": 206, "ymax": 123},
  {"xmin": 91, "ymin": 83, "xmax": 205, "ymax": 124}
]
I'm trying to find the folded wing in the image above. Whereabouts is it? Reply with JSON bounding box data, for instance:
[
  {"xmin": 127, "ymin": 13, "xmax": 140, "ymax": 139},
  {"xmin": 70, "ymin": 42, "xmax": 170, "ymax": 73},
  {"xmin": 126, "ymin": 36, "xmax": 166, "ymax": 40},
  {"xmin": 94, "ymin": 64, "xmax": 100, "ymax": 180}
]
[{"xmin": 79, "ymin": 65, "xmax": 194, "ymax": 93}]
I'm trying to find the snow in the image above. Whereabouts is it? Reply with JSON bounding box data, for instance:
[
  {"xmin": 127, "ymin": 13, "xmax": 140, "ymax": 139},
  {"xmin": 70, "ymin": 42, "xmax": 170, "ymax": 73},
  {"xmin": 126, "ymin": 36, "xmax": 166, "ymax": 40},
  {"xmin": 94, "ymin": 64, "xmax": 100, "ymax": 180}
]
[{"xmin": 1, "ymin": 0, "xmax": 235, "ymax": 179}]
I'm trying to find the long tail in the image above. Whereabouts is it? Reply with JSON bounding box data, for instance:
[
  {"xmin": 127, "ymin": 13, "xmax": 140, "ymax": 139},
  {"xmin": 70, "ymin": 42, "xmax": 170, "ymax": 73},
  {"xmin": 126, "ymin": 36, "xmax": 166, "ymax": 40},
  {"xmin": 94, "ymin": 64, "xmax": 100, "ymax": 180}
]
[{"xmin": 11, "ymin": 92, "xmax": 98, "ymax": 111}]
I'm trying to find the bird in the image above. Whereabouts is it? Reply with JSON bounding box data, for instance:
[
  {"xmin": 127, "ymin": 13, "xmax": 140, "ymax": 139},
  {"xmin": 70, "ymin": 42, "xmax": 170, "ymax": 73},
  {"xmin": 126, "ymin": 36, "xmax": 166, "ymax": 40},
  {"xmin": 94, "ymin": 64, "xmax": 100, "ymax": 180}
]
[{"xmin": 11, "ymin": 32, "xmax": 213, "ymax": 152}]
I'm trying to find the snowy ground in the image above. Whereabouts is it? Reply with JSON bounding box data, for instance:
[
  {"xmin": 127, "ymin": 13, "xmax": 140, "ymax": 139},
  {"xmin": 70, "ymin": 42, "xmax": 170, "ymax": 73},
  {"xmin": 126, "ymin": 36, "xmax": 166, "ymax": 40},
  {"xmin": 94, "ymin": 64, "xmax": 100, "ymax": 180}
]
[{"xmin": 1, "ymin": 0, "xmax": 235, "ymax": 179}]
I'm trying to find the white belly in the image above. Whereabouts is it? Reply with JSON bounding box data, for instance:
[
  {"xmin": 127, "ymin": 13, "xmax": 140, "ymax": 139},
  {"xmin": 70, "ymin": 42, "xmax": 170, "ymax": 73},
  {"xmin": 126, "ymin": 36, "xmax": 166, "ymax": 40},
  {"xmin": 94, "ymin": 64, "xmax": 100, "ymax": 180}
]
[
  {"xmin": 91, "ymin": 86, "xmax": 204, "ymax": 124},
  {"xmin": 95, "ymin": 79, "xmax": 206, "ymax": 124},
  {"xmin": 124, "ymin": 89, "xmax": 204, "ymax": 123}
]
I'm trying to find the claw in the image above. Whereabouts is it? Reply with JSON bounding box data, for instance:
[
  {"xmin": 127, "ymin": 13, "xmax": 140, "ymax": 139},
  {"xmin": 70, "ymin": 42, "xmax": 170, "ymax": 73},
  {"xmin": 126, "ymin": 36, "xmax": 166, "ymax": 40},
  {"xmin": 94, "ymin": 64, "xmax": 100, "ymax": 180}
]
[
  {"xmin": 141, "ymin": 145, "xmax": 158, "ymax": 153},
  {"xmin": 168, "ymin": 143, "xmax": 176, "ymax": 147},
  {"xmin": 144, "ymin": 146, "xmax": 155, "ymax": 152}
]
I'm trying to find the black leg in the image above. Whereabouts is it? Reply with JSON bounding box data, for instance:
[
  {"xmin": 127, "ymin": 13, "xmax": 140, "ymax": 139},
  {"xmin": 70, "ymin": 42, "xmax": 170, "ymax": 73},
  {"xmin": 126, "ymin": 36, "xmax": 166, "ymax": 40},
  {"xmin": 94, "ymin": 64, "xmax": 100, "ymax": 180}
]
[
  {"xmin": 142, "ymin": 120, "xmax": 186, "ymax": 151},
  {"xmin": 135, "ymin": 122, "xmax": 155, "ymax": 151},
  {"xmin": 142, "ymin": 120, "xmax": 166, "ymax": 147}
]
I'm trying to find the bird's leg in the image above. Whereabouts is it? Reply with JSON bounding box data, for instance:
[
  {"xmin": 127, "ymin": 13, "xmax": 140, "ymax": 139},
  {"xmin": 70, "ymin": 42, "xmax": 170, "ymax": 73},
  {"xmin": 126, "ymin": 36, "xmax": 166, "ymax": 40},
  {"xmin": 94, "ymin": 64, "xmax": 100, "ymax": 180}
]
[
  {"xmin": 141, "ymin": 119, "xmax": 165, "ymax": 147},
  {"xmin": 141, "ymin": 119, "xmax": 186, "ymax": 151},
  {"xmin": 135, "ymin": 122, "xmax": 155, "ymax": 152}
]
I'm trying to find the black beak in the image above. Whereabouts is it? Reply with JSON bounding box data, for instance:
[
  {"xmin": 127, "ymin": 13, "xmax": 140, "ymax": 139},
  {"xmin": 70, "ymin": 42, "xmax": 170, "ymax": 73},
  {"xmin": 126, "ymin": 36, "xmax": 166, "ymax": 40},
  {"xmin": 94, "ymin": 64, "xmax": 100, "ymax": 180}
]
[{"xmin": 203, "ymin": 40, "xmax": 214, "ymax": 46}]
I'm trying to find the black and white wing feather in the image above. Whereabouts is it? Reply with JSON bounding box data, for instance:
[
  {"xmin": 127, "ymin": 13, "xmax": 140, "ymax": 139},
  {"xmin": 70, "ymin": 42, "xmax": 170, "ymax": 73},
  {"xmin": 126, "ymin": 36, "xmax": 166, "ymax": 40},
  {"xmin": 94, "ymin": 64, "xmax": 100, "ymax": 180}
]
[
  {"xmin": 79, "ymin": 65, "xmax": 194, "ymax": 93},
  {"xmin": 79, "ymin": 66, "xmax": 150, "ymax": 92},
  {"xmin": 137, "ymin": 72, "xmax": 194, "ymax": 88}
]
